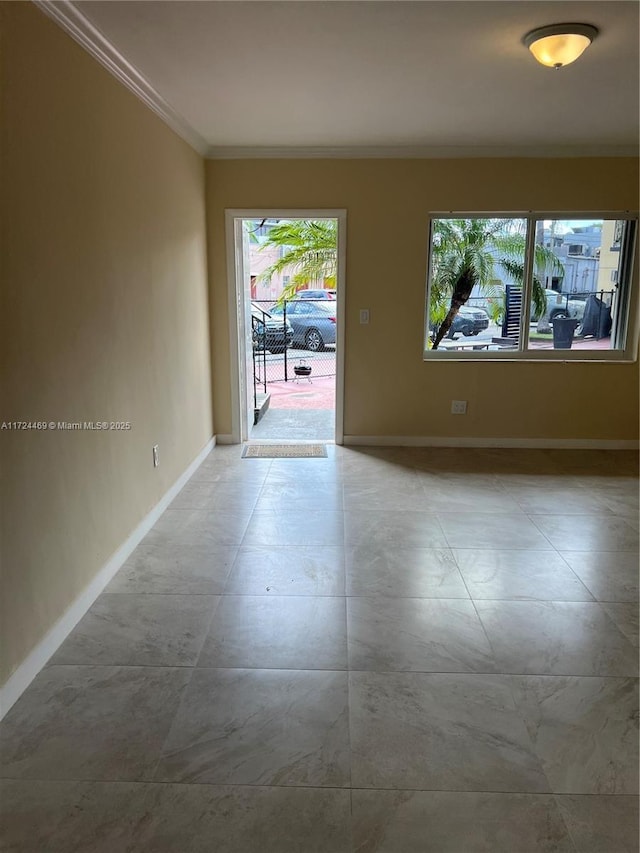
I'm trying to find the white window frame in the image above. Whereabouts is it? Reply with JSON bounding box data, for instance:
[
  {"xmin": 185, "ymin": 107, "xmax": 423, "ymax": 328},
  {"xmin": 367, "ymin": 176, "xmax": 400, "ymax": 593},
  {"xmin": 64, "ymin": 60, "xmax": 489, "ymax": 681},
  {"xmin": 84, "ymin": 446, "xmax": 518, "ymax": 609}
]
[{"xmin": 423, "ymin": 211, "xmax": 639, "ymax": 363}]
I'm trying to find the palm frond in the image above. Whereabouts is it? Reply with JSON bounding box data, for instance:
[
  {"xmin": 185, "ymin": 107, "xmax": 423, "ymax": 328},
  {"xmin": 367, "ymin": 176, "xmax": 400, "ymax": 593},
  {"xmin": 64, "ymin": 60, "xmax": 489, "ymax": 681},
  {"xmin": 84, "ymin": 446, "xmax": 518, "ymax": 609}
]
[{"xmin": 257, "ymin": 219, "xmax": 338, "ymax": 294}]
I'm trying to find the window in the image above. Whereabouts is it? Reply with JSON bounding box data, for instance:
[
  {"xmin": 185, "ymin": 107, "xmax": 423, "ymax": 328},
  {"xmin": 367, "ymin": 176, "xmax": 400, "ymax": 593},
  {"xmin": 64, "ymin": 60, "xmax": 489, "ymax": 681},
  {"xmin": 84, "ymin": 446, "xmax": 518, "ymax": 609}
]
[{"xmin": 424, "ymin": 214, "xmax": 638, "ymax": 361}]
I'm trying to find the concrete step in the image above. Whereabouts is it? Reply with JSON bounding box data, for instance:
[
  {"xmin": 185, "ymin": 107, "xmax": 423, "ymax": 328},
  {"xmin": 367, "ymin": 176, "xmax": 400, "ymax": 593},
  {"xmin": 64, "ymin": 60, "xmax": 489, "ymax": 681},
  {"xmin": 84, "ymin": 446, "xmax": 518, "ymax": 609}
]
[{"xmin": 254, "ymin": 392, "xmax": 271, "ymax": 425}]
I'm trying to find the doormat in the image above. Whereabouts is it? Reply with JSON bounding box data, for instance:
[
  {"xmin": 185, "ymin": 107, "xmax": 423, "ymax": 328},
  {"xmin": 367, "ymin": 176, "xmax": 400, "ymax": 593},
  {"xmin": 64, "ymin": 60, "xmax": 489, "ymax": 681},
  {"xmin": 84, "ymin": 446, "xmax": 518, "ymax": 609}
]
[{"xmin": 242, "ymin": 444, "xmax": 327, "ymax": 459}]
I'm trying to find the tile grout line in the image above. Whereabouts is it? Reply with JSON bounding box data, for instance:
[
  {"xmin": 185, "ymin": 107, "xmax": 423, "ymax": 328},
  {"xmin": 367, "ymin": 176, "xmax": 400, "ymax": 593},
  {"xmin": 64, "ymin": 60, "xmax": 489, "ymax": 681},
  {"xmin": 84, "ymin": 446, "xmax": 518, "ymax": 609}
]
[{"xmin": 2, "ymin": 775, "xmax": 637, "ymax": 797}]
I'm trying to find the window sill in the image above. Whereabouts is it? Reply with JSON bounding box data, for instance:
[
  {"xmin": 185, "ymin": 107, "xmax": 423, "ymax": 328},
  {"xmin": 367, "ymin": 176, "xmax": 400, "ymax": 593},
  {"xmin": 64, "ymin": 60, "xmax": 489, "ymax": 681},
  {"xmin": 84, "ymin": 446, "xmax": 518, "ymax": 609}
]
[{"xmin": 423, "ymin": 349, "xmax": 637, "ymax": 363}]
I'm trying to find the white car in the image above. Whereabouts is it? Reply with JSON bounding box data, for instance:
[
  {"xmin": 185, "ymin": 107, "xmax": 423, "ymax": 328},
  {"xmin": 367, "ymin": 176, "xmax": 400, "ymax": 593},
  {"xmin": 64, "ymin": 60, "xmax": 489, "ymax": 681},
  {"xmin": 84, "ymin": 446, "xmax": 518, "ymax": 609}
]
[{"xmin": 535, "ymin": 289, "xmax": 586, "ymax": 323}]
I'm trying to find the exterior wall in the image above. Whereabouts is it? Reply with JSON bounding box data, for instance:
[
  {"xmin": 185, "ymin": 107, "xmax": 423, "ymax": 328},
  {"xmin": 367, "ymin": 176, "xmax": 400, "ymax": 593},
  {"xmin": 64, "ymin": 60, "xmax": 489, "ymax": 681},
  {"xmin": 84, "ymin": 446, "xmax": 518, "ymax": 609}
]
[
  {"xmin": 597, "ymin": 219, "xmax": 622, "ymax": 293},
  {"xmin": 248, "ymin": 235, "xmax": 333, "ymax": 302},
  {"xmin": 250, "ymin": 244, "xmax": 285, "ymax": 301},
  {"xmin": 0, "ymin": 3, "xmax": 213, "ymax": 684},
  {"xmin": 206, "ymin": 158, "xmax": 639, "ymax": 442}
]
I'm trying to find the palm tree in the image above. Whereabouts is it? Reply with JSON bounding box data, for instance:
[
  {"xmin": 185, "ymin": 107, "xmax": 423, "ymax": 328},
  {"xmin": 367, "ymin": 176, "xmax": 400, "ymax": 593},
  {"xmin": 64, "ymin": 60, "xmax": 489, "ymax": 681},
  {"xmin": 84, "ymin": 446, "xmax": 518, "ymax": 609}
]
[
  {"xmin": 429, "ymin": 219, "xmax": 563, "ymax": 349},
  {"xmin": 430, "ymin": 219, "xmax": 505, "ymax": 349},
  {"xmin": 257, "ymin": 219, "xmax": 337, "ymax": 302},
  {"xmin": 492, "ymin": 232, "xmax": 563, "ymax": 321}
]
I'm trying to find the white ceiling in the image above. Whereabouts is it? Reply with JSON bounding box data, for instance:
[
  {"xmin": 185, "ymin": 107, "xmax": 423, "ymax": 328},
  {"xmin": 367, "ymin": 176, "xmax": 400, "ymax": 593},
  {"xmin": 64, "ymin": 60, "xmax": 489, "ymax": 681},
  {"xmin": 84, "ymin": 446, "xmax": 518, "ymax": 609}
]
[{"xmin": 52, "ymin": 1, "xmax": 640, "ymax": 157}]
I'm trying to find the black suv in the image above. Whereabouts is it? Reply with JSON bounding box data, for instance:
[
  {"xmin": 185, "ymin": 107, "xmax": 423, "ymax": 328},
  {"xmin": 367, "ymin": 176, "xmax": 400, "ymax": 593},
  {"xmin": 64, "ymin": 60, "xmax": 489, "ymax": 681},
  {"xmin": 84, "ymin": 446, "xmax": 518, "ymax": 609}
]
[
  {"xmin": 450, "ymin": 305, "xmax": 490, "ymax": 337},
  {"xmin": 251, "ymin": 305, "xmax": 293, "ymax": 353}
]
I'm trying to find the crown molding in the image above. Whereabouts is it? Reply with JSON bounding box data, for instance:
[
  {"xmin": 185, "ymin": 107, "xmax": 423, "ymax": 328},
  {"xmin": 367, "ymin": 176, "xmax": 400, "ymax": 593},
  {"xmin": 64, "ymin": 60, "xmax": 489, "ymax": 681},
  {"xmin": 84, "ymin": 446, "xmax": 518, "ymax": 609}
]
[
  {"xmin": 33, "ymin": 0, "xmax": 208, "ymax": 156},
  {"xmin": 206, "ymin": 144, "xmax": 639, "ymax": 160}
]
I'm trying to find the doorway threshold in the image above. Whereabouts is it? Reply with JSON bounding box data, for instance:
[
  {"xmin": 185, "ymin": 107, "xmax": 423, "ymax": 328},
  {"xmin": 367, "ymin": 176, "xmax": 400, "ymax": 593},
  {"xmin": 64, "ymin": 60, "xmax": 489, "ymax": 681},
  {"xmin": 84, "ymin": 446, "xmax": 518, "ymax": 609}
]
[
  {"xmin": 249, "ymin": 407, "xmax": 335, "ymax": 442},
  {"xmin": 254, "ymin": 392, "xmax": 271, "ymax": 425},
  {"xmin": 245, "ymin": 438, "xmax": 336, "ymax": 446}
]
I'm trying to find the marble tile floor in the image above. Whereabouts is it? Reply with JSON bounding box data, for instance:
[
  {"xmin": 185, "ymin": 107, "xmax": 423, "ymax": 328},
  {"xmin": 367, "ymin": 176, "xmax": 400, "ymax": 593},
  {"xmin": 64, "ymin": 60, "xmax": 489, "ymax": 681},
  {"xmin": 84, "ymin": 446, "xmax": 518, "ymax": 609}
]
[{"xmin": 1, "ymin": 445, "xmax": 638, "ymax": 852}]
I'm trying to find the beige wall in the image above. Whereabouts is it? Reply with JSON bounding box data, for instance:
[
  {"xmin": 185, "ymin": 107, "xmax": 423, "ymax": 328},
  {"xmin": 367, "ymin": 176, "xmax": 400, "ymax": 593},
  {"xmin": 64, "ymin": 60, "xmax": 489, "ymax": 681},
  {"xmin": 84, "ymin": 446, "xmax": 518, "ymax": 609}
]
[
  {"xmin": 0, "ymin": 4, "xmax": 213, "ymax": 683},
  {"xmin": 206, "ymin": 159, "xmax": 639, "ymax": 441}
]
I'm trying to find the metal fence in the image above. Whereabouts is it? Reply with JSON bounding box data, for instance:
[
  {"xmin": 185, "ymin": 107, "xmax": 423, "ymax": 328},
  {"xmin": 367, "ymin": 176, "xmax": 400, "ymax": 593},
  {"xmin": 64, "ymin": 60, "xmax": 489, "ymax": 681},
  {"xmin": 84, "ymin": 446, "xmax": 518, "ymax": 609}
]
[
  {"xmin": 499, "ymin": 288, "xmax": 616, "ymax": 340},
  {"xmin": 251, "ymin": 299, "xmax": 337, "ymax": 396},
  {"xmin": 458, "ymin": 289, "xmax": 615, "ymax": 340}
]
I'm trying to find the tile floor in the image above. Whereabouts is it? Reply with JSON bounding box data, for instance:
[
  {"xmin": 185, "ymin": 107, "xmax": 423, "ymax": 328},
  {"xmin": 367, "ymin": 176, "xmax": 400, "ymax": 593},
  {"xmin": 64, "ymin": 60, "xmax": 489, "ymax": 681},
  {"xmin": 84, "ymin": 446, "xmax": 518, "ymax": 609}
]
[{"xmin": 1, "ymin": 445, "xmax": 638, "ymax": 852}]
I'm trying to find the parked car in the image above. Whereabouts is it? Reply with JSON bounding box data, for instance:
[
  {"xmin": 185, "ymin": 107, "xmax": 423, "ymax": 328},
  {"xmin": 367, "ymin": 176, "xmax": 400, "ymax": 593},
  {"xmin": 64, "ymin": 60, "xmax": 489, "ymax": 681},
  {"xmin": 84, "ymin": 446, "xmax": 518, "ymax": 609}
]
[
  {"xmin": 251, "ymin": 304, "xmax": 293, "ymax": 353},
  {"xmin": 533, "ymin": 289, "xmax": 586, "ymax": 323},
  {"xmin": 467, "ymin": 295, "xmax": 504, "ymax": 323},
  {"xmin": 269, "ymin": 300, "xmax": 337, "ymax": 351},
  {"xmin": 449, "ymin": 305, "xmax": 490, "ymax": 337},
  {"xmin": 295, "ymin": 289, "xmax": 336, "ymax": 300}
]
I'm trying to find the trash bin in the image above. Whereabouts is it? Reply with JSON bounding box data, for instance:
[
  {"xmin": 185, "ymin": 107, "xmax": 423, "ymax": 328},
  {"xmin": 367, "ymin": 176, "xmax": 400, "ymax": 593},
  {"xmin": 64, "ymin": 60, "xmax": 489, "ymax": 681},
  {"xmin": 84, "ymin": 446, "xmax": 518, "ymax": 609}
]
[{"xmin": 551, "ymin": 317, "xmax": 579, "ymax": 349}]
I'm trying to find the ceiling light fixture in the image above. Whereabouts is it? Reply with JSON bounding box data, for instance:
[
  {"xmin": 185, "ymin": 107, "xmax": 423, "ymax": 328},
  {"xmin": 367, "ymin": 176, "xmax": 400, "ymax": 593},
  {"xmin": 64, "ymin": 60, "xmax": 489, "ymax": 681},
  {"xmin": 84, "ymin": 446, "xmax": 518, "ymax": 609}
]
[{"xmin": 524, "ymin": 23, "xmax": 598, "ymax": 69}]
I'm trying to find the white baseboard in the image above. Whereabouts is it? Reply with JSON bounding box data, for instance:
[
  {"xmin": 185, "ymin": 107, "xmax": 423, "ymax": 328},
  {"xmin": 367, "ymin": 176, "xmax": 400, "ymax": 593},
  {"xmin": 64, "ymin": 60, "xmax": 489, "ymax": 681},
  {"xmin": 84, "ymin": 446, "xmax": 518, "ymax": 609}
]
[
  {"xmin": 343, "ymin": 435, "xmax": 639, "ymax": 450},
  {"xmin": 0, "ymin": 436, "xmax": 215, "ymax": 720}
]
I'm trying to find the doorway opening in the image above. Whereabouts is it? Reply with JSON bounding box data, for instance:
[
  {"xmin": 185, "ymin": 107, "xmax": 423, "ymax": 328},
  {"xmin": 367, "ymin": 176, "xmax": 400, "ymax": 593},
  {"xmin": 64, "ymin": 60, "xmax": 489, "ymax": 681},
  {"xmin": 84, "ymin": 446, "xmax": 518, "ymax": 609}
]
[{"xmin": 226, "ymin": 210, "xmax": 346, "ymax": 445}]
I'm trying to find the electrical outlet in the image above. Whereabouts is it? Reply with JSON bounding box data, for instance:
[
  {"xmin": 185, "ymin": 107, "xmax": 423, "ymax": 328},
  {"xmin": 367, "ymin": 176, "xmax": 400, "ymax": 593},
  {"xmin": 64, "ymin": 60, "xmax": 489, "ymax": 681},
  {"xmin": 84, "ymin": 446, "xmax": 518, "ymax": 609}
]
[
  {"xmin": 152, "ymin": 445, "xmax": 159, "ymax": 467},
  {"xmin": 451, "ymin": 400, "xmax": 467, "ymax": 415}
]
